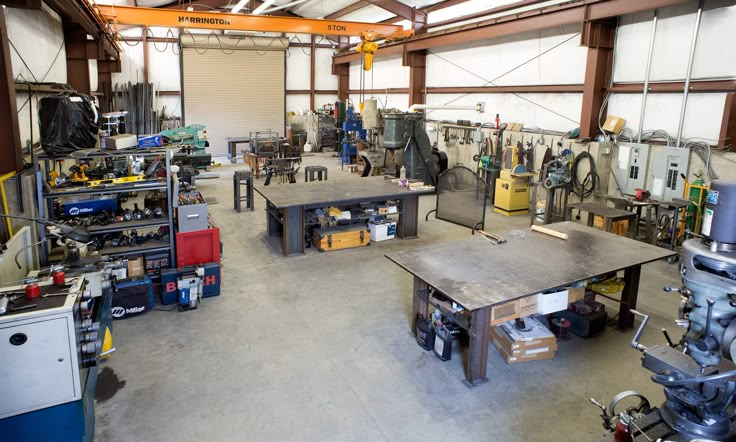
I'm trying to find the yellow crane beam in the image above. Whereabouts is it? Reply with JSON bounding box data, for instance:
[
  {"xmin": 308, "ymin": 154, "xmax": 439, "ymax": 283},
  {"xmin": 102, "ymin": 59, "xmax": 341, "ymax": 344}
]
[{"xmin": 95, "ymin": 5, "xmax": 410, "ymax": 39}]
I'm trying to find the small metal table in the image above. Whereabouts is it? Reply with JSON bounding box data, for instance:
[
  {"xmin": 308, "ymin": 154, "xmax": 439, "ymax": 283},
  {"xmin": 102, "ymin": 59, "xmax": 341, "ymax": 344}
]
[
  {"xmin": 386, "ymin": 222, "xmax": 674, "ymax": 386},
  {"xmin": 566, "ymin": 202, "xmax": 637, "ymax": 238},
  {"xmin": 607, "ymin": 197, "xmax": 661, "ymax": 243},
  {"xmin": 226, "ymin": 136, "xmax": 250, "ymax": 164},
  {"xmin": 255, "ymin": 177, "xmax": 434, "ymax": 256}
]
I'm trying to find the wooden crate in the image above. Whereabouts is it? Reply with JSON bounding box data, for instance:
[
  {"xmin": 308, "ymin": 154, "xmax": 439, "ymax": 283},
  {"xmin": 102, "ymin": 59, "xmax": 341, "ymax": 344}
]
[
  {"xmin": 313, "ymin": 226, "xmax": 370, "ymax": 252},
  {"xmin": 593, "ymin": 215, "xmax": 629, "ymax": 236}
]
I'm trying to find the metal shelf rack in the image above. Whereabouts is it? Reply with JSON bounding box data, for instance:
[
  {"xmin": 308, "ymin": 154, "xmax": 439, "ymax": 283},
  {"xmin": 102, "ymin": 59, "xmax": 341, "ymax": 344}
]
[{"xmin": 35, "ymin": 148, "xmax": 177, "ymax": 266}]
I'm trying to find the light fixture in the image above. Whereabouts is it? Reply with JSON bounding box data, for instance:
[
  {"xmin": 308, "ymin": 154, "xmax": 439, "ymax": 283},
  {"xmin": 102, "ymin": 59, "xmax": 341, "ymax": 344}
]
[
  {"xmin": 252, "ymin": 0, "xmax": 276, "ymax": 15},
  {"xmin": 230, "ymin": 0, "xmax": 249, "ymax": 14}
]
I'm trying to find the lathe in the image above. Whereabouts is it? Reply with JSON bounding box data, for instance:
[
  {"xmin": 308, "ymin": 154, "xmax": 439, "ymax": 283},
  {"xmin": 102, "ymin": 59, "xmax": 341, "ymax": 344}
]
[
  {"xmin": 0, "ymin": 260, "xmax": 118, "ymax": 442},
  {"xmin": 592, "ymin": 179, "xmax": 736, "ymax": 441}
]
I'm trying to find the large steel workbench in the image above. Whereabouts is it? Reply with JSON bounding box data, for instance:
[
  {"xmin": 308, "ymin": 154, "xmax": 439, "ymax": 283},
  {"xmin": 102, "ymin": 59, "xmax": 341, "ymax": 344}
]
[
  {"xmin": 386, "ymin": 221, "xmax": 674, "ymax": 386},
  {"xmin": 255, "ymin": 177, "xmax": 434, "ymax": 256}
]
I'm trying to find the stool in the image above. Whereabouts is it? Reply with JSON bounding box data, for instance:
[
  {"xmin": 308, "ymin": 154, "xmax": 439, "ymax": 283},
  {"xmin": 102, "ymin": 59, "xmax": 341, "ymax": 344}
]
[
  {"xmin": 233, "ymin": 169, "xmax": 254, "ymax": 212},
  {"xmin": 305, "ymin": 165, "xmax": 328, "ymax": 182}
]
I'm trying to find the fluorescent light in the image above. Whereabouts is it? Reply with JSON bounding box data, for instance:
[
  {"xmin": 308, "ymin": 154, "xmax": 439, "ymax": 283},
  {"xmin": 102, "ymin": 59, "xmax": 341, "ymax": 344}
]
[
  {"xmin": 252, "ymin": 0, "xmax": 276, "ymax": 14},
  {"xmin": 230, "ymin": 0, "xmax": 248, "ymax": 14}
]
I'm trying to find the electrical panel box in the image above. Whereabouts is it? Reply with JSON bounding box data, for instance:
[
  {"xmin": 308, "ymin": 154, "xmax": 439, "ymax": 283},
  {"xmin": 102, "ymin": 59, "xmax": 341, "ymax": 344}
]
[
  {"xmin": 614, "ymin": 143, "xmax": 650, "ymax": 196},
  {"xmin": 649, "ymin": 146, "xmax": 690, "ymax": 202}
]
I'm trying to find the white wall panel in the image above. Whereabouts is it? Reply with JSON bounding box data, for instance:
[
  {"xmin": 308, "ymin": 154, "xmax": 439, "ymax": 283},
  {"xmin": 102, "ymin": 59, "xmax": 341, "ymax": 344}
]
[
  {"xmin": 692, "ymin": 0, "xmax": 736, "ymax": 79},
  {"xmin": 315, "ymin": 94, "xmax": 338, "ymax": 109},
  {"xmin": 649, "ymin": 2, "xmax": 699, "ymax": 81},
  {"xmin": 349, "ymin": 94, "xmax": 409, "ymax": 111},
  {"xmin": 147, "ymin": 42, "xmax": 181, "ymax": 91},
  {"xmin": 6, "ymin": 6, "xmax": 66, "ymax": 83},
  {"xmin": 286, "ymin": 49, "xmax": 310, "ymax": 90},
  {"xmin": 349, "ymin": 54, "xmax": 408, "ymax": 89},
  {"xmin": 425, "ymin": 25, "xmax": 585, "ymax": 87},
  {"xmin": 314, "ymin": 48, "xmax": 338, "ymax": 90},
  {"xmin": 158, "ymin": 95, "xmax": 182, "ymax": 119},
  {"xmin": 425, "ymin": 93, "xmax": 582, "ymax": 132},
  {"xmin": 612, "ymin": 10, "xmax": 656, "ymax": 83},
  {"xmin": 88, "ymin": 60, "xmax": 98, "ymax": 92},
  {"xmin": 286, "ymin": 94, "xmax": 311, "ymax": 113},
  {"xmin": 614, "ymin": 0, "xmax": 736, "ymax": 83},
  {"xmin": 112, "ymin": 43, "xmax": 145, "ymax": 85},
  {"xmin": 607, "ymin": 92, "xmax": 727, "ymax": 141}
]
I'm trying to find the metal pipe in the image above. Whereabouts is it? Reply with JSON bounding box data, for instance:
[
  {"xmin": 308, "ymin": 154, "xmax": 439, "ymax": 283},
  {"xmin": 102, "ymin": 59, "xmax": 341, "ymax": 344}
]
[
  {"xmin": 676, "ymin": 0, "xmax": 704, "ymax": 147},
  {"xmin": 409, "ymin": 102, "xmax": 485, "ymax": 113},
  {"xmin": 637, "ymin": 10, "xmax": 658, "ymax": 144},
  {"xmin": 262, "ymin": 0, "xmax": 312, "ymax": 13}
]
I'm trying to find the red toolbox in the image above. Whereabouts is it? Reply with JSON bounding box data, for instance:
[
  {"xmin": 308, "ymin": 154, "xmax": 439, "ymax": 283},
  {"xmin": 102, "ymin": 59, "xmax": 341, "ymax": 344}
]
[{"xmin": 175, "ymin": 227, "xmax": 220, "ymax": 268}]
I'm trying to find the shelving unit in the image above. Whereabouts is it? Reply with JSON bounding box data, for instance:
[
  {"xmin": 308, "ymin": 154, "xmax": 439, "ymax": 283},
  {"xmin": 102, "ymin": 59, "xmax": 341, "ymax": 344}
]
[{"xmin": 35, "ymin": 149, "xmax": 177, "ymax": 266}]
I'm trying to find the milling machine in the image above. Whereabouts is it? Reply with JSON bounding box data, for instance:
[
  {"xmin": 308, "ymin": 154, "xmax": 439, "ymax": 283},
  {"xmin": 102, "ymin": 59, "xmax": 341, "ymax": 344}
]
[
  {"xmin": 591, "ymin": 179, "xmax": 736, "ymax": 441},
  {"xmin": 162, "ymin": 124, "xmax": 212, "ymax": 169}
]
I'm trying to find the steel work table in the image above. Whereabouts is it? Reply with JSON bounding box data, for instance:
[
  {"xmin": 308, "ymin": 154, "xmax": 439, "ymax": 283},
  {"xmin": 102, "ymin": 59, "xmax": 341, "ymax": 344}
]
[
  {"xmin": 255, "ymin": 177, "xmax": 435, "ymax": 255},
  {"xmin": 386, "ymin": 221, "xmax": 674, "ymax": 386},
  {"xmin": 566, "ymin": 202, "xmax": 637, "ymax": 238}
]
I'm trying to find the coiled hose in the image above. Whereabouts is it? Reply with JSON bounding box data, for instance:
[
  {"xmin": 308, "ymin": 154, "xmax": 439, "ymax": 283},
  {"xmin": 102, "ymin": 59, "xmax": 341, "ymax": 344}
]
[{"xmin": 571, "ymin": 151, "xmax": 597, "ymax": 199}]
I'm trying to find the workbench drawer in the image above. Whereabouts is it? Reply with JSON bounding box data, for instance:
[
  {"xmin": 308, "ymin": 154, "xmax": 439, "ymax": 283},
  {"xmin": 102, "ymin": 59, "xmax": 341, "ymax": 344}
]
[{"xmin": 313, "ymin": 226, "xmax": 370, "ymax": 252}]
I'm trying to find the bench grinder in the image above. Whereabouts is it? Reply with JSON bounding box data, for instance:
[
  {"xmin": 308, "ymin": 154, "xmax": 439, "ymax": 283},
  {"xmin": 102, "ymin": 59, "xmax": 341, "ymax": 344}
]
[{"xmin": 592, "ymin": 179, "xmax": 736, "ymax": 441}]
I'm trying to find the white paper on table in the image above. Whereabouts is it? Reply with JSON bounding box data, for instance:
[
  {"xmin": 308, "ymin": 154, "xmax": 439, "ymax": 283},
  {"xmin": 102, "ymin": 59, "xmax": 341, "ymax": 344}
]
[
  {"xmin": 617, "ymin": 145, "xmax": 631, "ymax": 170},
  {"xmin": 652, "ymin": 178, "xmax": 664, "ymax": 196}
]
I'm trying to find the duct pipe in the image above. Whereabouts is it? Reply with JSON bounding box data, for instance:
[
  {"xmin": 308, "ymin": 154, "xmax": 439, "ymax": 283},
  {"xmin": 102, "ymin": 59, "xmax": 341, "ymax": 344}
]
[
  {"xmin": 637, "ymin": 10, "xmax": 658, "ymax": 144},
  {"xmin": 676, "ymin": 0, "xmax": 704, "ymax": 147},
  {"xmin": 409, "ymin": 102, "xmax": 485, "ymax": 113}
]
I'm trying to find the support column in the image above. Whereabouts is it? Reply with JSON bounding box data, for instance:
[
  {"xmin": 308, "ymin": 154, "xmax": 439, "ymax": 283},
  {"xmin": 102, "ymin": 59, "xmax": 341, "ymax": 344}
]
[
  {"xmin": 64, "ymin": 28, "xmax": 92, "ymax": 95},
  {"xmin": 404, "ymin": 50, "xmax": 426, "ymax": 108},
  {"xmin": 0, "ymin": 7, "xmax": 23, "ymax": 174},
  {"xmin": 98, "ymin": 59, "xmax": 121, "ymax": 112},
  {"xmin": 579, "ymin": 20, "xmax": 615, "ymax": 138},
  {"xmin": 310, "ymin": 35, "xmax": 316, "ymax": 110}
]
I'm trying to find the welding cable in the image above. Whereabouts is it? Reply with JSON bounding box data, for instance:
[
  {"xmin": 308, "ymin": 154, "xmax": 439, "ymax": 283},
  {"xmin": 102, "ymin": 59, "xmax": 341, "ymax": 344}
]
[
  {"xmin": 571, "ymin": 150, "xmax": 597, "ymax": 199},
  {"xmin": 652, "ymin": 369, "xmax": 736, "ymax": 387}
]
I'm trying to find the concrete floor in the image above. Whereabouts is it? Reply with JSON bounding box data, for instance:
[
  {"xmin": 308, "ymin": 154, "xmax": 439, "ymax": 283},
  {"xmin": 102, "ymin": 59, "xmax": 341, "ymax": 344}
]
[{"xmin": 95, "ymin": 153, "xmax": 684, "ymax": 441}]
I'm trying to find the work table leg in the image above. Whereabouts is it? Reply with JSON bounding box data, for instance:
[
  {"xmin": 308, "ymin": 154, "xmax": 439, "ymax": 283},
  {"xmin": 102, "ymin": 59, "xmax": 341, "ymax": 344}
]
[
  {"xmin": 398, "ymin": 194, "xmax": 420, "ymax": 239},
  {"xmin": 411, "ymin": 277, "xmax": 429, "ymax": 334},
  {"xmin": 465, "ymin": 307, "xmax": 490, "ymax": 387},
  {"xmin": 619, "ymin": 265, "xmax": 642, "ymax": 330},
  {"xmin": 266, "ymin": 201, "xmax": 282, "ymax": 237},
  {"xmin": 282, "ymin": 206, "xmax": 305, "ymax": 256}
]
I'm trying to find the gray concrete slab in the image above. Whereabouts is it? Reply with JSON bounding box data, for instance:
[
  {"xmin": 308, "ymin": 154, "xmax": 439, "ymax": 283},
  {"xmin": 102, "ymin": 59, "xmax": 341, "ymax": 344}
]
[{"xmin": 95, "ymin": 153, "xmax": 683, "ymax": 441}]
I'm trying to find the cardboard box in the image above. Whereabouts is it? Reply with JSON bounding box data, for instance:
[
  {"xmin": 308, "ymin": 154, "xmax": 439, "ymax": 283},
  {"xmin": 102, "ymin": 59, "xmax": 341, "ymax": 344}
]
[
  {"xmin": 568, "ymin": 286, "xmax": 585, "ymax": 303},
  {"xmin": 602, "ymin": 115, "xmax": 626, "ymax": 134},
  {"xmin": 492, "ymin": 325, "xmax": 557, "ymax": 354},
  {"xmin": 593, "ymin": 215, "xmax": 630, "ymax": 236},
  {"xmin": 491, "ymin": 316, "xmax": 557, "ymax": 364},
  {"xmin": 490, "ymin": 296, "xmax": 538, "ymax": 325},
  {"xmin": 492, "ymin": 339, "xmax": 556, "ymax": 364},
  {"xmin": 490, "ymin": 300, "xmax": 519, "ymax": 325},
  {"xmin": 127, "ymin": 257, "xmax": 144, "ymax": 278},
  {"xmin": 377, "ymin": 204, "xmax": 398, "ymax": 215}
]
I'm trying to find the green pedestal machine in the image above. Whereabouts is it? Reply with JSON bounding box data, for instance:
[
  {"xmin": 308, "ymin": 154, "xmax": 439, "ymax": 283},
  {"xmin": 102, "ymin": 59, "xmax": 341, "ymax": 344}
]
[{"xmin": 161, "ymin": 124, "xmax": 212, "ymax": 169}]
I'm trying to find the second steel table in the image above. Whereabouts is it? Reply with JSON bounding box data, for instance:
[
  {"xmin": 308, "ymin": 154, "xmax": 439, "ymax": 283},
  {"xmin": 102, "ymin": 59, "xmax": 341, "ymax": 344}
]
[
  {"xmin": 386, "ymin": 222, "xmax": 674, "ymax": 386},
  {"xmin": 255, "ymin": 177, "xmax": 435, "ymax": 255},
  {"xmin": 566, "ymin": 202, "xmax": 637, "ymax": 238}
]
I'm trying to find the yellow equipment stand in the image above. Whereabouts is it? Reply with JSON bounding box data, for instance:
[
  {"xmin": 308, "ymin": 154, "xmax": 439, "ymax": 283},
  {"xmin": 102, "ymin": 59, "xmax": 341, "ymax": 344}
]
[{"xmin": 494, "ymin": 169, "xmax": 535, "ymax": 216}]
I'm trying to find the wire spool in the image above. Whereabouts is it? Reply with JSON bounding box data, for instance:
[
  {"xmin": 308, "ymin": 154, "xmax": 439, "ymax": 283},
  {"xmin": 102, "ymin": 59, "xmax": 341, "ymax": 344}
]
[{"xmin": 550, "ymin": 317, "xmax": 572, "ymax": 340}]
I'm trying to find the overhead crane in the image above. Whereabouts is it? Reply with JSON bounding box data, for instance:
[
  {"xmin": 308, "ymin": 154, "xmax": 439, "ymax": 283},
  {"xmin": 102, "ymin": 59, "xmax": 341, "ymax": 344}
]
[{"xmin": 94, "ymin": 4, "xmax": 411, "ymax": 70}]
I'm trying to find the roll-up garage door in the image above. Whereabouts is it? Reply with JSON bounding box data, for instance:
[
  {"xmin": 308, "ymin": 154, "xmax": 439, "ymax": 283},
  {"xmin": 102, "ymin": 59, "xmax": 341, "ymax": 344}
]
[{"xmin": 181, "ymin": 34, "xmax": 286, "ymax": 157}]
